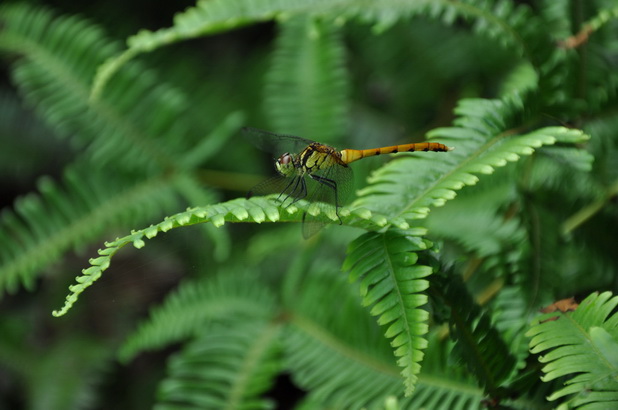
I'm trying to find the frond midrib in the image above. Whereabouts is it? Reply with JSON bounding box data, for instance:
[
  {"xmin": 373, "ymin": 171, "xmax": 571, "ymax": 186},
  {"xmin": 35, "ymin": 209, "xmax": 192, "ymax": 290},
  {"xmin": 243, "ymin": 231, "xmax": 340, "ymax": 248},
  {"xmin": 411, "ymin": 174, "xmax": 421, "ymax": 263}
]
[
  {"xmin": 416, "ymin": 373, "xmax": 482, "ymax": 396},
  {"xmin": 380, "ymin": 233, "xmax": 415, "ymax": 371},
  {"xmin": 392, "ymin": 127, "xmax": 518, "ymax": 222},
  {"xmin": 1, "ymin": 173, "xmax": 176, "ymax": 289},
  {"xmin": 225, "ymin": 321, "xmax": 280, "ymax": 410},
  {"xmin": 6, "ymin": 24, "xmax": 178, "ymax": 170},
  {"xmin": 564, "ymin": 312, "xmax": 618, "ymax": 377},
  {"xmin": 290, "ymin": 312, "xmax": 399, "ymax": 377}
]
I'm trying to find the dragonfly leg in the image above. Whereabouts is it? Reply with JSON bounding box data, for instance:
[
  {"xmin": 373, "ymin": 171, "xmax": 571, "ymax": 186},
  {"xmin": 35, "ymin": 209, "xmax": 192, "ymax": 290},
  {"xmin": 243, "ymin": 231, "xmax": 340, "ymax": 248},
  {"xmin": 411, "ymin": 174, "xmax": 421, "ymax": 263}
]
[
  {"xmin": 309, "ymin": 174, "xmax": 342, "ymax": 225},
  {"xmin": 279, "ymin": 176, "xmax": 304, "ymax": 206},
  {"xmin": 288, "ymin": 178, "xmax": 308, "ymax": 208}
]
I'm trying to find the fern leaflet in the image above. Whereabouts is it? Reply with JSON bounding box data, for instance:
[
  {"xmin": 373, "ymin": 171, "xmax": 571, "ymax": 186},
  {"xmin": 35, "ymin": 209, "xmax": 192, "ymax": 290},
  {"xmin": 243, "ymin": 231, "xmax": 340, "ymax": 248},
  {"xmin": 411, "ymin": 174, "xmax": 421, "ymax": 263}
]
[
  {"xmin": 119, "ymin": 269, "xmax": 277, "ymax": 362},
  {"xmin": 0, "ymin": 3, "xmax": 200, "ymax": 173},
  {"xmin": 52, "ymin": 197, "xmax": 396, "ymax": 316},
  {"xmin": 354, "ymin": 97, "xmax": 589, "ymax": 223},
  {"xmin": 156, "ymin": 319, "xmax": 281, "ymax": 410},
  {"xmin": 527, "ymin": 291, "xmax": 618, "ymax": 408},
  {"xmin": 431, "ymin": 273, "xmax": 517, "ymax": 397},
  {"xmin": 342, "ymin": 229, "xmax": 432, "ymax": 395},
  {"xmin": 284, "ymin": 265, "xmax": 403, "ymax": 407},
  {"xmin": 264, "ymin": 15, "xmax": 348, "ymax": 140},
  {"xmin": 91, "ymin": 0, "xmax": 543, "ymax": 98},
  {"xmin": 0, "ymin": 163, "xmax": 184, "ymax": 295}
]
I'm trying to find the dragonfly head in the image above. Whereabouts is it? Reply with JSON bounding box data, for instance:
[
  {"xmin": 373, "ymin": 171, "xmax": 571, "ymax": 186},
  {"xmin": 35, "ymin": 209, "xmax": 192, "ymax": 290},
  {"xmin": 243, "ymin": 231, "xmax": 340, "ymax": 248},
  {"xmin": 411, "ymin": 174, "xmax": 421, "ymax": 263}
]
[{"xmin": 275, "ymin": 153, "xmax": 295, "ymax": 177}]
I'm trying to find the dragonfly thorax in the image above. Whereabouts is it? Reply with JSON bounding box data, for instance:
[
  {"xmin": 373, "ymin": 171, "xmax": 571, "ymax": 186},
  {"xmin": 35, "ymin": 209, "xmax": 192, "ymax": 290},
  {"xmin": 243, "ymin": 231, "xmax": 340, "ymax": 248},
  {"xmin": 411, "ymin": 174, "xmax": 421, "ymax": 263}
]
[{"xmin": 275, "ymin": 153, "xmax": 296, "ymax": 177}]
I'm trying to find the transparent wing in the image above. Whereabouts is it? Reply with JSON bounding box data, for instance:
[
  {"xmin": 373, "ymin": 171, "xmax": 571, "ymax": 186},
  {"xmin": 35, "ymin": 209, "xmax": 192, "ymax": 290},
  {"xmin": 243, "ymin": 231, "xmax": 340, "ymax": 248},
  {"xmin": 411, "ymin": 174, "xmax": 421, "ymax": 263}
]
[
  {"xmin": 242, "ymin": 127, "xmax": 318, "ymax": 156},
  {"xmin": 301, "ymin": 162, "xmax": 353, "ymax": 238},
  {"xmin": 243, "ymin": 127, "xmax": 353, "ymax": 238},
  {"xmin": 247, "ymin": 174, "xmax": 307, "ymax": 206},
  {"xmin": 308, "ymin": 162, "xmax": 353, "ymax": 208}
]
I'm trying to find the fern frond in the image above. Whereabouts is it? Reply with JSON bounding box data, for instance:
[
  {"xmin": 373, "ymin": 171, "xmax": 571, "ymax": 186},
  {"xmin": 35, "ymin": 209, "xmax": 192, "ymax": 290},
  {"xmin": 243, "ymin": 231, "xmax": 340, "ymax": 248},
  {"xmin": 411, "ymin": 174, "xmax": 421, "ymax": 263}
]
[
  {"xmin": 91, "ymin": 0, "xmax": 342, "ymax": 99},
  {"xmin": 539, "ymin": 0, "xmax": 573, "ymax": 40},
  {"xmin": 92, "ymin": 0, "xmax": 544, "ymax": 97},
  {"xmin": 264, "ymin": 15, "xmax": 347, "ymax": 141},
  {"xmin": 432, "ymin": 273, "xmax": 517, "ymax": 396},
  {"xmin": 522, "ymin": 146, "xmax": 598, "ymax": 198},
  {"xmin": 285, "ymin": 265, "xmax": 403, "ymax": 407},
  {"xmin": 410, "ymin": 333, "xmax": 487, "ymax": 410},
  {"xmin": 561, "ymin": 114, "xmax": 618, "ymax": 234},
  {"xmin": 52, "ymin": 197, "xmax": 404, "ymax": 317},
  {"xmin": 0, "ymin": 163, "xmax": 185, "ymax": 296},
  {"xmin": 539, "ymin": 2, "xmax": 618, "ymax": 111},
  {"xmin": 557, "ymin": 4, "xmax": 618, "ymax": 47},
  {"xmin": 354, "ymin": 98, "xmax": 589, "ymax": 224},
  {"xmin": 585, "ymin": 5, "xmax": 618, "ymax": 32},
  {"xmin": 342, "ymin": 229, "xmax": 431, "ymax": 396},
  {"xmin": 156, "ymin": 319, "xmax": 281, "ymax": 410},
  {"xmin": 285, "ymin": 267, "xmax": 487, "ymax": 408},
  {"xmin": 490, "ymin": 286, "xmax": 534, "ymax": 364},
  {"xmin": 119, "ymin": 269, "xmax": 277, "ymax": 362},
  {"xmin": 499, "ymin": 62, "xmax": 538, "ymax": 98},
  {"xmin": 424, "ymin": 171, "xmax": 525, "ymax": 257},
  {"xmin": 0, "ymin": 4, "xmax": 197, "ymax": 172},
  {"xmin": 527, "ymin": 291, "xmax": 618, "ymax": 408}
]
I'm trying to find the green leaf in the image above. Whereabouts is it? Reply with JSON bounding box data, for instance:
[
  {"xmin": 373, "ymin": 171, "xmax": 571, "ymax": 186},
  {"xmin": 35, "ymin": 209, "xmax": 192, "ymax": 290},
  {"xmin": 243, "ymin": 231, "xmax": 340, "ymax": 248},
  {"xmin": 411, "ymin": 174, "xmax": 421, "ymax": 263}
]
[
  {"xmin": 0, "ymin": 163, "xmax": 183, "ymax": 296},
  {"xmin": 354, "ymin": 98, "xmax": 589, "ymax": 224},
  {"xmin": 156, "ymin": 319, "xmax": 281, "ymax": 410},
  {"xmin": 91, "ymin": 0, "xmax": 544, "ymax": 98},
  {"xmin": 343, "ymin": 229, "xmax": 431, "ymax": 395},
  {"xmin": 119, "ymin": 269, "xmax": 277, "ymax": 362},
  {"xmin": 264, "ymin": 15, "xmax": 348, "ymax": 140},
  {"xmin": 284, "ymin": 265, "xmax": 403, "ymax": 408},
  {"xmin": 432, "ymin": 273, "xmax": 518, "ymax": 396},
  {"xmin": 527, "ymin": 292, "xmax": 618, "ymax": 408},
  {"xmin": 52, "ymin": 197, "xmax": 397, "ymax": 316},
  {"xmin": 0, "ymin": 3, "xmax": 202, "ymax": 173}
]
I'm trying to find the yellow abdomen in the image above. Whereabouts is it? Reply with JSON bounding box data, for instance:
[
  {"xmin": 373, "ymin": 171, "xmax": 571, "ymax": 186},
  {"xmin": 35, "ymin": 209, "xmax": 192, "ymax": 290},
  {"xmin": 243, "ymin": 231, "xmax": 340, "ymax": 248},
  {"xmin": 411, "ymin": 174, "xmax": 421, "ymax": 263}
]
[{"xmin": 340, "ymin": 142, "xmax": 452, "ymax": 164}]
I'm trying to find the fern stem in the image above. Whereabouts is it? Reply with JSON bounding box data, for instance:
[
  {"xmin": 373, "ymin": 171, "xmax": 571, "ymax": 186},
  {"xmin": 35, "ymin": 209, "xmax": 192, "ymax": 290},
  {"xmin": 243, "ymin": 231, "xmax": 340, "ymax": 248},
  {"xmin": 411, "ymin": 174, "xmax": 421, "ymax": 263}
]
[
  {"xmin": 289, "ymin": 312, "xmax": 399, "ymax": 377},
  {"xmin": 562, "ymin": 180, "xmax": 618, "ymax": 234}
]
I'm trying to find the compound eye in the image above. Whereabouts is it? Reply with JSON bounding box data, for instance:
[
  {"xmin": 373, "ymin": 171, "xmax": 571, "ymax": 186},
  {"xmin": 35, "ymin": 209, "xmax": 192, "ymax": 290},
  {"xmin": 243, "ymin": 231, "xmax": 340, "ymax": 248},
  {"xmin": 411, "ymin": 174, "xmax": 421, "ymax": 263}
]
[{"xmin": 278, "ymin": 153, "xmax": 292, "ymax": 165}]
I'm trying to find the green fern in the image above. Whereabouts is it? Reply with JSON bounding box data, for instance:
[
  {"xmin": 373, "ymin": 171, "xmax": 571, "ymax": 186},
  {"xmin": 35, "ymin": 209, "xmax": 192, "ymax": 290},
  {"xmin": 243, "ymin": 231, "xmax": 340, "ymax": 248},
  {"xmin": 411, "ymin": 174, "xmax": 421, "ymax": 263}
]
[
  {"xmin": 424, "ymin": 170, "xmax": 526, "ymax": 257},
  {"xmin": 283, "ymin": 263, "xmax": 405, "ymax": 407},
  {"xmin": 342, "ymin": 229, "xmax": 432, "ymax": 395},
  {"xmin": 431, "ymin": 272, "xmax": 517, "ymax": 397},
  {"xmin": 119, "ymin": 269, "xmax": 277, "ymax": 362},
  {"xmin": 0, "ymin": 163, "xmax": 184, "ymax": 295},
  {"xmin": 264, "ymin": 15, "xmax": 348, "ymax": 140},
  {"xmin": 51, "ymin": 197, "xmax": 401, "ymax": 317},
  {"xmin": 91, "ymin": 0, "xmax": 548, "ymax": 99},
  {"xmin": 0, "ymin": 3, "xmax": 206, "ymax": 173},
  {"xmin": 411, "ymin": 333, "xmax": 489, "ymax": 410},
  {"xmin": 527, "ymin": 291, "xmax": 618, "ymax": 408},
  {"xmin": 156, "ymin": 319, "xmax": 282, "ymax": 410},
  {"xmin": 91, "ymin": 0, "xmax": 344, "ymax": 99},
  {"xmin": 2, "ymin": 0, "xmax": 616, "ymax": 407},
  {"xmin": 590, "ymin": 115, "xmax": 618, "ymax": 170},
  {"xmin": 285, "ymin": 268, "xmax": 491, "ymax": 408},
  {"xmin": 521, "ymin": 146, "xmax": 596, "ymax": 195},
  {"xmin": 489, "ymin": 286, "xmax": 533, "ymax": 369},
  {"xmin": 354, "ymin": 97, "xmax": 590, "ymax": 222},
  {"xmin": 586, "ymin": 5, "xmax": 618, "ymax": 31},
  {"xmin": 539, "ymin": 0, "xmax": 573, "ymax": 39},
  {"xmin": 0, "ymin": 89, "xmax": 69, "ymax": 181},
  {"xmin": 0, "ymin": 4, "xmax": 242, "ymax": 295}
]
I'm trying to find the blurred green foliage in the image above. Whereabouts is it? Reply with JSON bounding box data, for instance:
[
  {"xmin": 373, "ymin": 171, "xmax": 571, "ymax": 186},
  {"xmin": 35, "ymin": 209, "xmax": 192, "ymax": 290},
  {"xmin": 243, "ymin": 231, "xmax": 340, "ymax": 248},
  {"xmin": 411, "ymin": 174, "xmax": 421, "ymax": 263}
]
[{"xmin": 1, "ymin": 0, "xmax": 618, "ymax": 408}]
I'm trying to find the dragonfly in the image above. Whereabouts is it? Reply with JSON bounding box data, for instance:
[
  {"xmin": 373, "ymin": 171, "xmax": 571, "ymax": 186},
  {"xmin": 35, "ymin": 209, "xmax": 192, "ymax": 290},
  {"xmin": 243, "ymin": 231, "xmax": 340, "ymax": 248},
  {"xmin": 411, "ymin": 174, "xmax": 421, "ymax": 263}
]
[{"xmin": 243, "ymin": 127, "xmax": 452, "ymax": 238}]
